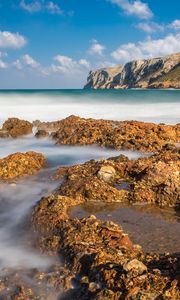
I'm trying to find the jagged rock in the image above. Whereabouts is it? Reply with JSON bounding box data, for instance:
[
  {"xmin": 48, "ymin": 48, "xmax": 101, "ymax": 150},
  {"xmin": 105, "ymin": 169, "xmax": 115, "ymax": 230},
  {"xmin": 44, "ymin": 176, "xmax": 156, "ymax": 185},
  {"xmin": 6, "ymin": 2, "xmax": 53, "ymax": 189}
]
[
  {"xmin": 54, "ymin": 147, "xmax": 180, "ymax": 207},
  {"xmin": 2, "ymin": 118, "xmax": 33, "ymax": 138},
  {"xmin": 84, "ymin": 52, "xmax": 180, "ymax": 89},
  {"xmin": 32, "ymin": 188, "xmax": 180, "ymax": 299},
  {"xmin": 0, "ymin": 151, "xmax": 46, "ymax": 180},
  {"xmin": 51, "ymin": 115, "xmax": 179, "ymax": 152}
]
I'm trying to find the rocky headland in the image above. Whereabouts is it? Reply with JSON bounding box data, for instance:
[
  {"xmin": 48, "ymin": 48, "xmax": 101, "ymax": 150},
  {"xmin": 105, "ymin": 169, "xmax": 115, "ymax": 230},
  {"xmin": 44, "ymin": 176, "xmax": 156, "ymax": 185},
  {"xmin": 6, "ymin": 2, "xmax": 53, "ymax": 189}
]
[
  {"xmin": 84, "ymin": 52, "xmax": 180, "ymax": 89},
  {"xmin": 0, "ymin": 116, "xmax": 179, "ymax": 299}
]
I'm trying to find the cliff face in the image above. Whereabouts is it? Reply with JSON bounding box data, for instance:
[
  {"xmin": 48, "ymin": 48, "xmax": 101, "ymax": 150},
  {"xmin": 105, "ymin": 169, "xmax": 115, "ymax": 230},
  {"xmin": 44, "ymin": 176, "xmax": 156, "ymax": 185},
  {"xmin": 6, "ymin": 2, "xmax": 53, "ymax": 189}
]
[{"xmin": 84, "ymin": 53, "xmax": 180, "ymax": 89}]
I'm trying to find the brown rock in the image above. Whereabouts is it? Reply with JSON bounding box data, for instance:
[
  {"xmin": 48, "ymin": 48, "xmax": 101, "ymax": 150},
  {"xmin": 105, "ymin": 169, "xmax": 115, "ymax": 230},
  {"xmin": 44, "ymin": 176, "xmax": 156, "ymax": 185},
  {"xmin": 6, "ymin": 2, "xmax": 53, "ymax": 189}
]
[
  {"xmin": 35, "ymin": 129, "xmax": 49, "ymax": 138},
  {"xmin": 2, "ymin": 118, "xmax": 32, "ymax": 138},
  {"xmin": 0, "ymin": 151, "xmax": 45, "ymax": 180}
]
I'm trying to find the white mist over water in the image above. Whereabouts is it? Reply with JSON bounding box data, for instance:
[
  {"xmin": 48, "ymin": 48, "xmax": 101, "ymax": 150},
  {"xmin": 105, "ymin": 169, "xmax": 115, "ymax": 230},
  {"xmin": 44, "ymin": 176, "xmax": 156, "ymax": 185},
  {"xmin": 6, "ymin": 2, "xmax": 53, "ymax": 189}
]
[
  {"xmin": 0, "ymin": 178, "xmax": 56, "ymax": 269},
  {"xmin": 0, "ymin": 135, "xmax": 143, "ymax": 270},
  {"xmin": 0, "ymin": 135, "xmax": 143, "ymax": 163},
  {"xmin": 0, "ymin": 89, "xmax": 179, "ymax": 125}
]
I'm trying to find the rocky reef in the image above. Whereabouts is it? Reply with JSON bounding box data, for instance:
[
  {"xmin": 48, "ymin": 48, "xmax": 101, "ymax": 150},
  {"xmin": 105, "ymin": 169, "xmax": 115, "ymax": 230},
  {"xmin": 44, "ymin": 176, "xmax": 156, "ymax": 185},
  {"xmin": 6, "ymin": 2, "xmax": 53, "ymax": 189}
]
[
  {"xmin": 31, "ymin": 163, "xmax": 180, "ymax": 299},
  {"xmin": 36, "ymin": 115, "xmax": 180, "ymax": 152},
  {"xmin": 84, "ymin": 52, "xmax": 180, "ymax": 89},
  {"xmin": 54, "ymin": 146, "xmax": 180, "ymax": 207},
  {"xmin": 0, "ymin": 116, "xmax": 179, "ymax": 299}
]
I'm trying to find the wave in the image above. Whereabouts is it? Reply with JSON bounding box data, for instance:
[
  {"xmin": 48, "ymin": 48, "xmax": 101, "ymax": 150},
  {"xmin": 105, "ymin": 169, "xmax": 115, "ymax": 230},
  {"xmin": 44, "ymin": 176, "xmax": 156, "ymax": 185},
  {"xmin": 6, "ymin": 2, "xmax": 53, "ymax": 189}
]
[{"xmin": 0, "ymin": 90, "xmax": 179, "ymax": 125}]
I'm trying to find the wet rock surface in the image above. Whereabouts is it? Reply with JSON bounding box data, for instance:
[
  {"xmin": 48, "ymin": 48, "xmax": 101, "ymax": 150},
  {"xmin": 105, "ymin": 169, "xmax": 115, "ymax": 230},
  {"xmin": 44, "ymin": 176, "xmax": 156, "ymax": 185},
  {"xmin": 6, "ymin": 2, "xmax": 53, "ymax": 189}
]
[
  {"xmin": 32, "ymin": 192, "xmax": 180, "ymax": 299},
  {"xmin": 35, "ymin": 115, "xmax": 180, "ymax": 152},
  {"xmin": 71, "ymin": 202, "xmax": 180, "ymax": 253},
  {"xmin": 57, "ymin": 117, "xmax": 179, "ymax": 152},
  {"xmin": 1, "ymin": 118, "xmax": 33, "ymax": 138},
  {"xmin": 0, "ymin": 116, "xmax": 179, "ymax": 299},
  {"xmin": 31, "ymin": 144, "xmax": 180, "ymax": 298},
  {"xmin": 0, "ymin": 151, "xmax": 46, "ymax": 180},
  {"xmin": 54, "ymin": 146, "xmax": 180, "ymax": 207}
]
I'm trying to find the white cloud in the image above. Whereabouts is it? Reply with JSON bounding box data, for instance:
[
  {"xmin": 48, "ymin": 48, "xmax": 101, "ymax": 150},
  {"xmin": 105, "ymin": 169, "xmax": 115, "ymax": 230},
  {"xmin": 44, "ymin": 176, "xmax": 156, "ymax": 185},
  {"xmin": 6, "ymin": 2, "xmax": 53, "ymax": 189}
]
[
  {"xmin": 109, "ymin": 0, "xmax": 153, "ymax": 19},
  {"xmin": 20, "ymin": 0, "xmax": 64, "ymax": 15},
  {"xmin": 169, "ymin": 20, "xmax": 180, "ymax": 30},
  {"xmin": 13, "ymin": 54, "xmax": 40, "ymax": 71},
  {"xmin": 20, "ymin": 0, "xmax": 42, "ymax": 13},
  {"xmin": 0, "ymin": 31, "xmax": 26, "ymax": 49},
  {"xmin": 22, "ymin": 54, "xmax": 40, "ymax": 68},
  {"xmin": 89, "ymin": 40, "xmax": 105, "ymax": 56},
  {"xmin": 136, "ymin": 22, "xmax": 164, "ymax": 33},
  {"xmin": 13, "ymin": 59, "xmax": 23, "ymax": 70},
  {"xmin": 79, "ymin": 59, "xmax": 91, "ymax": 69},
  {"xmin": 111, "ymin": 33, "xmax": 180, "ymax": 63},
  {"xmin": 52, "ymin": 55, "xmax": 90, "ymax": 74},
  {"xmin": 0, "ymin": 60, "xmax": 7, "ymax": 69},
  {"xmin": 46, "ymin": 1, "xmax": 63, "ymax": 15}
]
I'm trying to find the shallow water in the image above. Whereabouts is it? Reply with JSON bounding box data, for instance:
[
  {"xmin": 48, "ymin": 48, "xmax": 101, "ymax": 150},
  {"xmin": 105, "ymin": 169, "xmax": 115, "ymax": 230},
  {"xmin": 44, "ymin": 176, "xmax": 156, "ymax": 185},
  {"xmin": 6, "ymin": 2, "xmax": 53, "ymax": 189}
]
[
  {"xmin": 71, "ymin": 202, "xmax": 180, "ymax": 254},
  {"xmin": 0, "ymin": 135, "xmax": 144, "ymax": 165}
]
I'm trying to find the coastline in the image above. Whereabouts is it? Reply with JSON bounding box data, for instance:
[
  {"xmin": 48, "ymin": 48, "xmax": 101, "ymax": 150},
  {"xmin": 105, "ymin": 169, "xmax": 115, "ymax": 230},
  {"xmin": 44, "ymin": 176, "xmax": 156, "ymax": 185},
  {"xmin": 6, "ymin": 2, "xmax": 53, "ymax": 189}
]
[{"xmin": 0, "ymin": 114, "xmax": 179, "ymax": 298}]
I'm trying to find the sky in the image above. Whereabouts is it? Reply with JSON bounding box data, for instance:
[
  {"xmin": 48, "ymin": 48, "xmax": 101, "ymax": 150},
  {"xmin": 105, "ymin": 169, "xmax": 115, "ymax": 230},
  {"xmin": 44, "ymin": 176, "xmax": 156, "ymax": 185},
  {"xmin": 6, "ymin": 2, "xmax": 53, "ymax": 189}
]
[{"xmin": 0, "ymin": 0, "xmax": 180, "ymax": 88}]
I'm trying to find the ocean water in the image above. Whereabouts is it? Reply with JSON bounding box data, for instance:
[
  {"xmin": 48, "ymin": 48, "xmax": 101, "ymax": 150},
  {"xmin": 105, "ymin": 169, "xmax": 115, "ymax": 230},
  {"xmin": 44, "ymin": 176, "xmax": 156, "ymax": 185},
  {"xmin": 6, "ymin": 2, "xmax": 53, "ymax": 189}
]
[{"xmin": 0, "ymin": 89, "xmax": 179, "ymax": 125}]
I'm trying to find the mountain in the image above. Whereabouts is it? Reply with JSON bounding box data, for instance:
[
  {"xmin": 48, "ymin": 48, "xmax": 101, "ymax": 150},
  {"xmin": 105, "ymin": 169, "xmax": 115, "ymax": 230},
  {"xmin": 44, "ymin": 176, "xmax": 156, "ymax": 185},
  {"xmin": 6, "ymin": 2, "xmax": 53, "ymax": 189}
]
[{"xmin": 84, "ymin": 53, "xmax": 180, "ymax": 89}]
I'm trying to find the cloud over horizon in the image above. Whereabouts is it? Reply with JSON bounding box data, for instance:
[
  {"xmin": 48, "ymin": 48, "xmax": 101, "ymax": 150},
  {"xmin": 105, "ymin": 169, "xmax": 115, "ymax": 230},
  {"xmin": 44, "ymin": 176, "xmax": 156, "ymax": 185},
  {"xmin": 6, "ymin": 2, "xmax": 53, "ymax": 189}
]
[{"xmin": 111, "ymin": 33, "xmax": 180, "ymax": 63}]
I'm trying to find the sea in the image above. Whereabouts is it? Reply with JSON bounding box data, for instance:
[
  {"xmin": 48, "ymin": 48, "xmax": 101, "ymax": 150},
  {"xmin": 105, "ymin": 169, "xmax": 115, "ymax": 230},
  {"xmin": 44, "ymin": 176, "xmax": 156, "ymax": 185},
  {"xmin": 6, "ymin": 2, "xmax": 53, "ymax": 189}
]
[{"xmin": 0, "ymin": 89, "xmax": 179, "ymax": 125}]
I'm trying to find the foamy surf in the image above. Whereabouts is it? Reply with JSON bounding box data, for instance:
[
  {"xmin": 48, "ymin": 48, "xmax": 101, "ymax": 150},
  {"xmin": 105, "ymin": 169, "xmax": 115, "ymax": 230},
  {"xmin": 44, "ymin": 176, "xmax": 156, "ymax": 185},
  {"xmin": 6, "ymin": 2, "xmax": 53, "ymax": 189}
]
[{"xmin": 0, "ymin": 89, "xmax": 179, "ymax": 125}]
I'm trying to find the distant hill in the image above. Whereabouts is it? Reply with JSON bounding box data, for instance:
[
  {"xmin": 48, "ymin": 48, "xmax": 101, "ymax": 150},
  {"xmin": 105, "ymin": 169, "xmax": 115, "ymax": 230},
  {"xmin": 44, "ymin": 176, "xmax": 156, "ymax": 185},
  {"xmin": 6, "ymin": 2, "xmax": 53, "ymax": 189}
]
[{"xmin": 84, "ymin": 53, "xmax": 180, "ymax": 89}]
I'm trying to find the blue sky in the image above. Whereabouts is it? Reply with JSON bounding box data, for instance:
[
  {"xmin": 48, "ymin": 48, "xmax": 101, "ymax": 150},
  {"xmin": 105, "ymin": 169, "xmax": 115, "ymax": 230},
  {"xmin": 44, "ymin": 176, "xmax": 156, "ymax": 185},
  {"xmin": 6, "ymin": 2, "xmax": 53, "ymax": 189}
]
[{"xmin": 0, "ymin": 0, "xmax": 179, "ymax": 88}]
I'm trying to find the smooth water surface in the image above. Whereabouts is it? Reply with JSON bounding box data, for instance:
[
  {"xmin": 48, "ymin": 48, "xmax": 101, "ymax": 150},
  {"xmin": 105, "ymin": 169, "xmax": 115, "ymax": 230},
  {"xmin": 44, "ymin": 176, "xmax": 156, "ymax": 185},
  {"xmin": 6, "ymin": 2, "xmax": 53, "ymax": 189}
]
[{"xmin": 0, "ymin": 89, "xmax": 179, "ymax": 125}]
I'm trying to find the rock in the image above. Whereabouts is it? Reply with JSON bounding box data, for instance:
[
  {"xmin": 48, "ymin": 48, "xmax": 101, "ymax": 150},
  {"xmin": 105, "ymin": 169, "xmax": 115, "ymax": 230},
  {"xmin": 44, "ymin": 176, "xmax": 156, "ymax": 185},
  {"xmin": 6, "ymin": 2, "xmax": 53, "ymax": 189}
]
[
  {"xmin": 51, "ymin": 115, "xmax": 179, "ymax": 152},
  {"xmin": 31, "ymin": 178, "xmax": 180, "ymax": 299},
  {"xmin": 2, "ymin": 118, "xmax": 32, "ymax": 138},
  {"xmin": 84, "ymin": 52, "xmax": 180, "ymax": 89},
  {"xmin": 88, "ymin": 282, "xmax": 100, "ymax": 292},
  {"xmin": 123, "ymin": 259, "xmax": 147, "ymax": 274},
  {"xmin": 0, "ymin": 151, "xmax": 46, "ymax": 180},
  {"xmin": 0, "ymin": 130, "xmax": 10, "ymax": 138},
  {"xmin": 35, "ymin": 129, "xmax": 49, "ymax": 138},
  {"xmin": 97, "ymin": 165, "xmax": 116, "ymax": 182},
  {"xmin": 54, "ymin": 147, "xmax": 180, "ymax": 207}
]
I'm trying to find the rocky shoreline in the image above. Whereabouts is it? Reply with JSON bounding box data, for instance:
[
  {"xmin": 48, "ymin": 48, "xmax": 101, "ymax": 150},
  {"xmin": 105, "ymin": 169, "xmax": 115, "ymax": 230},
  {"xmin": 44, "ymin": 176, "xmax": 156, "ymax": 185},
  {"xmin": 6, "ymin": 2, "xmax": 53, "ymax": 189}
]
[{"xmin": 0, "ymin": 116, "xmax": 179, "ymax": 299}]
